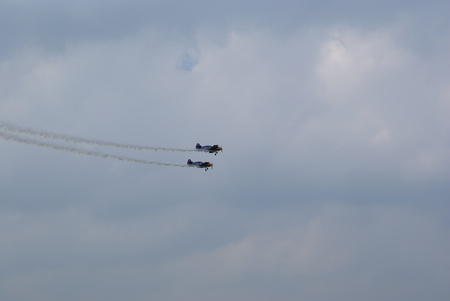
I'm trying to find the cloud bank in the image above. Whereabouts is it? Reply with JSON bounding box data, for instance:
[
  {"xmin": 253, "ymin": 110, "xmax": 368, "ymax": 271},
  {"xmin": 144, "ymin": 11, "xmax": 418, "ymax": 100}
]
[{"xmin": 0, "ymin": 1, "xmax": 449, "ymax": 300}]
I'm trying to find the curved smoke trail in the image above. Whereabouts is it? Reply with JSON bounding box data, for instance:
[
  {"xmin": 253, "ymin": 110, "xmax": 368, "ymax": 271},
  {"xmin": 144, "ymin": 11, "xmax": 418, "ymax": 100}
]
[
  {"xmin": 0, "ymin": 121, "xmax": 198, "ymax": 152},
  {"xmin": 0, "ymin": 131, "xmax": 191, "ymax": 168}
]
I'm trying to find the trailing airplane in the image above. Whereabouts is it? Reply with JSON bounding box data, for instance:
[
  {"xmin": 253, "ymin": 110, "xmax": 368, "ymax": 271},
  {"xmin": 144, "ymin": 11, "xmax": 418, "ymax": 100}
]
[
  {"xmin": 187, "ymin": 159, "xmax": 213, "ymax": 171},
  {"xmin": 196, "ymin": 143, "xmax": 223, "ymax": 155}
]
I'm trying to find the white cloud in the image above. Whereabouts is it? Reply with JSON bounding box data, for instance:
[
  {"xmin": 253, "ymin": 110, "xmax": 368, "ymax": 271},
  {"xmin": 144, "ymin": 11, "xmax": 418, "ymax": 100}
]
[{"xmin": 316, "ymin": 28, "xmax": 414, "ymax": 103}]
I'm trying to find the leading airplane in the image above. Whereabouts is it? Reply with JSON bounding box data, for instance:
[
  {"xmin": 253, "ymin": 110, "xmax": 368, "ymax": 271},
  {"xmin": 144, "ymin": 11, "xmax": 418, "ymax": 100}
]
[
  {"xmin": 187, "ymin": 159, "xmax": 213, "ymax": 171},
  {"xmin": 196, "ymin": 143, "xmax": 223, "ymax": 155}
]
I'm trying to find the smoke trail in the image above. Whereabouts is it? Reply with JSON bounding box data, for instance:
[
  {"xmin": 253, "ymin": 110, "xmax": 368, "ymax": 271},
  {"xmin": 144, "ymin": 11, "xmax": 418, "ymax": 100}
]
[
  {"xmin": 0, "ymin": 131, "xmax": 191, "ymax": 168},
  {"xmin": 0, "ymin": 121, "xmax": 198, "ymax": 152}
]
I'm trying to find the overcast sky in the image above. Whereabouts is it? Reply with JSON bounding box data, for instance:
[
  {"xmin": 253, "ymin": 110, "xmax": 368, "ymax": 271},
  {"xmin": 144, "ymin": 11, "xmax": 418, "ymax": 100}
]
[{"xmin": 1, "ymin": 1, "xmax": 449, "ymax": 300}]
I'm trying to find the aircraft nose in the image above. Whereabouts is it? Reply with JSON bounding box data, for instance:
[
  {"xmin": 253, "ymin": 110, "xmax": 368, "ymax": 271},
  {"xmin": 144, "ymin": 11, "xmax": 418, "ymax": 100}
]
[{"xmin": 208, "ymin": 163, "xmax": 213, "ymax": 167}]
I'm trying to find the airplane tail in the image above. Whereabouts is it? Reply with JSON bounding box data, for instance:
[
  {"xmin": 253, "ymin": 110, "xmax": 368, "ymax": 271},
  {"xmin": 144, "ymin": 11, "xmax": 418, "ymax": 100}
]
[
  {"xmin": 187, "ymin": 159, "xmax": 193, "ymax": 164},
  {"xmin": 196, "ymin": 143, "xmax": 201, "ymax": 149}
]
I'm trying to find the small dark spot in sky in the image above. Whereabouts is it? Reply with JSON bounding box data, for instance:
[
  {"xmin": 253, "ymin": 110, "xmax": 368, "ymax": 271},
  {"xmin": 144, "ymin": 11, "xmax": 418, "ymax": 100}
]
[{"xmin": 176, "ymin": 51, "xmax": 199, "ymax": 72}]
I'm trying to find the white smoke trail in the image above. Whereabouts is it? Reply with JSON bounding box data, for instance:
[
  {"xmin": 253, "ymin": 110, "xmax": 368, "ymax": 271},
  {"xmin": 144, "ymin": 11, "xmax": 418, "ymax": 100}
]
[
  {"xmin": 0, "ymin": 121, "xmax": 198, "ymax": 152},
  {"xmin": 0, "ymin": 131, "xmax": 192, "ymax": 168}
]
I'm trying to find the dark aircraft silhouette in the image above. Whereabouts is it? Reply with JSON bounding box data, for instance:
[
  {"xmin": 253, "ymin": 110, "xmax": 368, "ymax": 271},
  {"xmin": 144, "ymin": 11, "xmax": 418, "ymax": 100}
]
[
  {"xmin": 196, "ymin": 143, "xmax": 223, "ymax": 155},
  {"xmin": 187, "ymin": 159, "xmax": 213, "ymax": 171}
]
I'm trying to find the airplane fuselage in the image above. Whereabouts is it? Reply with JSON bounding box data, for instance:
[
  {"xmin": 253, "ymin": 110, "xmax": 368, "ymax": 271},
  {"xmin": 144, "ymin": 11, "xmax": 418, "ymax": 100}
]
[
  {"xmin": 187, "ymin": 159, "xmax": 213, "ymax": 171},
  {"xmin": 196, "ymin": 143, "xmax": 222, "ymax": 155}
]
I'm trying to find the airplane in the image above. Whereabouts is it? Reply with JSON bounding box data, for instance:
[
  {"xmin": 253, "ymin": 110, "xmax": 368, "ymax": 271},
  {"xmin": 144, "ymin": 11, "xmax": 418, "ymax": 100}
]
[
  {"xmin": 187, "ymin": 159, "xmax": 213, "ymax": 171},
  {"xmin": 196, "ymin": 143, "xmax": 223, "ymax": 155}
]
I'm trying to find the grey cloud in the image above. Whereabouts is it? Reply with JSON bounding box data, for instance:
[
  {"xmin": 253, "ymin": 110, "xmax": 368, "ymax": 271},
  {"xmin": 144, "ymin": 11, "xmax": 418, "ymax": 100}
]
[
  {"xmin": 0, "ymin": 1, "xmax": 449, "ymax": 300},
  {"xmin": 1, "ymin": 0, "xmax": 448, "ymax": 58}
]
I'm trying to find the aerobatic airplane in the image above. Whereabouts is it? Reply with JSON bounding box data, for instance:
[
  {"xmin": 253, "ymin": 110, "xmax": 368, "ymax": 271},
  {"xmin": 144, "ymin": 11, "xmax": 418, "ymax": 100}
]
[
  {"xmin": 196, "ymin": 143, "xmax": 223, "ymax": 155},
  {"xmin": 187, "ymin": 159, "xmax": 213, "ymax": 171}
]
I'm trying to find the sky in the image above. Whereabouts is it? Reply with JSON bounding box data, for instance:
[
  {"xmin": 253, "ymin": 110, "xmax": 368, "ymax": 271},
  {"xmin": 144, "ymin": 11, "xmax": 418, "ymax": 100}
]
[{"xmin": 0, "ymin": 1, "xmax": 449, "ymax": 300}]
